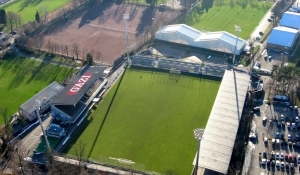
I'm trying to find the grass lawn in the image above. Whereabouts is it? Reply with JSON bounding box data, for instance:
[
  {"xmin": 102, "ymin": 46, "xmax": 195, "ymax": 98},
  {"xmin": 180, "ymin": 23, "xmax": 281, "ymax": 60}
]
[
  {"xmin": 65, "ymin": 68, "xmax": 220, "ymax": 174},
  {"xmin": 0, "ymin": 54, "xmax": 74, "ymax": 124},
  {"xmin": 181, "ymin": 0, "xmax": 273, "ymax": 39},
  {"xmin": 4, "ymin": 0, "xmax": 71, "ymax": 22}
]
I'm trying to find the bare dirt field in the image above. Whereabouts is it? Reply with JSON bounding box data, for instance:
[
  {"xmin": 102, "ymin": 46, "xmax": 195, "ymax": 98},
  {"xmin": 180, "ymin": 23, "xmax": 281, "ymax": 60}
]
[{"xmin": 42, "ymin": 2, "xmax": 181, "ymax": 65}]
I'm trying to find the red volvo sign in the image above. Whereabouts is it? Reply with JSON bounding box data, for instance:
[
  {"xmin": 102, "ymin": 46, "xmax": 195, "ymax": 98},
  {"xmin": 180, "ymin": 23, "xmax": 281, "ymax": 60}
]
[{"xmin": 67, "ymin": 72, "xmax": 92, "ymax": 95}]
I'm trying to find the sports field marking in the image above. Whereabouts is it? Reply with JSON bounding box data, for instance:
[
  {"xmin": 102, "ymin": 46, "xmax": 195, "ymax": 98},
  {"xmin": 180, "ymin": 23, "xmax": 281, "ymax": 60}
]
[{"xmin": 72, "ymin": 21, "xmax": 138, "ymax": 34}]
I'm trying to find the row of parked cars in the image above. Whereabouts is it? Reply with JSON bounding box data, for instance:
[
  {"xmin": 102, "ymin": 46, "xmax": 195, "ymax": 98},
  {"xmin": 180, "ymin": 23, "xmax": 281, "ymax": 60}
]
[{"xmin": 261, "ymin": 151, "xmax": 299, "ymax": 171}]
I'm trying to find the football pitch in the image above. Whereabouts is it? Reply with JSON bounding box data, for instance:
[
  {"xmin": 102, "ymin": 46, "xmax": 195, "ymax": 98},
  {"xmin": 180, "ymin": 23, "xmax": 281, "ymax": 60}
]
[
  {"xmin": 182, "ymin": 0, "xmax": 273, "ymax": 39},
  {"xmin": 4, "ymin": 0, "xmax": 71, "ymax": 22},
  {"xmin": 0, "ymin": 54, "xmax": 74, "ymax": 124},
  {"xmin": 66, "ymin": 68, "xmax": 220, "ymax": 174}
]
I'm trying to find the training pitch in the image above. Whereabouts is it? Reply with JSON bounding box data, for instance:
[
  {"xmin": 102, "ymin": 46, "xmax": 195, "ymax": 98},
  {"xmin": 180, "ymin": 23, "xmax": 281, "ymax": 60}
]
[
  {"xmin": 41, "ymin": 2, "xmax": 180, "ymax": 65},
  {"xmin": 65, "ymin": 68, "xmax": 220, "ymax": 174},
  {"xmin": 0, "ymin": 54, "xmax": 74, "ymax": 124},
  {"xmin": 182, "ymin": 0, "xmax": 273, "ymax": 39}
]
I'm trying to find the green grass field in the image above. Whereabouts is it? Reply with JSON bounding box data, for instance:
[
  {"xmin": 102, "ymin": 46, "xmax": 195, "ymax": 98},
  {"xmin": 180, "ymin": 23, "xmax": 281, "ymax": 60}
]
[
  {"xmin": 65, "ymin": 68, "xmax": 220, "ymax": 174},
  {"xmin": 0, "ymin": 54, "xmax": 74, "ymax": 124},
  {"xmin": 181, "ymin": 0, "xmax": 273, "ymax": 39},
  {"xmin": 4, "ymin": 0, "xmax": 71, "ymax": 22}
]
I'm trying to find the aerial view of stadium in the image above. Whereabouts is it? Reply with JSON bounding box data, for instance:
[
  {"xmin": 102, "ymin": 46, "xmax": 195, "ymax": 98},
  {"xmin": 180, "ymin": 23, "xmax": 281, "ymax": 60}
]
[
  {"xmin": 65, "ymin": 68, "xmax": 220, "ymax": 174},
  {"xmin": 0, "ymin": 0, "xmax": 294, "ymax": 174}
]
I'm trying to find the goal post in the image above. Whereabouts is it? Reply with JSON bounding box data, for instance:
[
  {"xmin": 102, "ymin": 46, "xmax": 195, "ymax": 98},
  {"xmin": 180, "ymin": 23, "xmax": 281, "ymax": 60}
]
[{"xmin": 170, "ymin": 68, "xmax": 181, "ymax": 74}]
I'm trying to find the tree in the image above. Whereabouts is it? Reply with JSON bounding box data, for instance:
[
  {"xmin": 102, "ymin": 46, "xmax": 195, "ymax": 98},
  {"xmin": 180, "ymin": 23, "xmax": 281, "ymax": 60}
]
[
  {"xmin": 6, "ymin": 11, "xmax": 22, "ymax": 32},
  {"xmin": 73, "ymin": 141, "xmax": 86, "ymax": 174},
  {"xmin": 85, "ymin": 53, "xmax": 93, "ymax": 65},
  {"xmin": 0, "ymin": 9, "xmax": 7, "ymax": 25},
  {"xmin": 0, "ymin": 107, "xmax": 8, "ymax": 127},
  {"xmin": 39, "ymin": 6, "xmax": 49, "ymax": 24},
  {"xmin": 72, "ymin": 43, "xmax": 80, "ymax": 59},
  {"xmin": 35, "ymin": 11, "xmax": 40, "ymax": 23}
]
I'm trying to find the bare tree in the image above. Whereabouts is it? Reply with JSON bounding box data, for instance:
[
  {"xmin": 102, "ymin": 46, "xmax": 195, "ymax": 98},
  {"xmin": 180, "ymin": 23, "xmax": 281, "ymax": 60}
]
[
  {"xmin": 60, "ymin": 43, "xmax": 65, "ymax": 55},
  {"xmin": 95, "ymin": 51, "xmax": 102, "ymax": 63},
  {"xmin": 71, "ymin": 0, "xmax": 79, "ymax": 9},
  {"xmin": 6, "ymin": 11, "xmax": 16, "ymax": 32},
  {"xmin": 73, "ymin": 140, "xmax": 86, "ymax": 174},
  {"xmin": 39, "ymin": 6, "xmax": 49, "ymax": 24},
  {"xmin": 33, "ymin": 35, "xmax": 43, "ymax": 50},
  {"xmin": 46, "ymin": 39, "xmax": 53, "ymax": 52},
  {"xmin": 65, "ymin": 45, "xmax": 69, "ymax": 57},
  {"xmin": 72, "ymin": 43, "xmax": 80, "ymax": 59},
  {"xmin": 81, "ymin": 48, "xmax": 87, "ymax": 60}
]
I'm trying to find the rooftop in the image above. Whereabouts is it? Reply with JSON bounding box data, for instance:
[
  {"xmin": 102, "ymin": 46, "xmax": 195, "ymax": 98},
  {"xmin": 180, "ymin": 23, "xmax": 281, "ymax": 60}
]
[
  {"xmin": 280, "ymin": 11, "xmax": 300, "ymax": 30},
  {"xmin": 52, "ymin": 66, "xmax": 106, "ymax": 105},
  {"xmin": 47, "ymin": 124, "xmax": 65, "ymax": 134},
  {"xmin": 20, "ymin": 81, "xmax": 64, "ymax": 113},
  {"xmin": 267, "ymin": 26, "xmax": 299, "ymax": 47},
  {"xmin": 195, "ymin": 70, "xmax": 250, "ymax": 174}
]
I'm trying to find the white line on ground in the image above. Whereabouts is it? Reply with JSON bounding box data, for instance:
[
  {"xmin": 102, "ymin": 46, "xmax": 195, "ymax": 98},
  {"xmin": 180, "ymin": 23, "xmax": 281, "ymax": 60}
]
[{"xmin": 72, "ymin": 21, "xmax": 138, "ymax": 34}]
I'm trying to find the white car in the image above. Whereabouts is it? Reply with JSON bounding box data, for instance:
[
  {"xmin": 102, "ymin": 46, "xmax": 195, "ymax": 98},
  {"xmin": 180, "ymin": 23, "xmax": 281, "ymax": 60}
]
[
  {"xmin": 276, "ymin": 152, "xmax": 280, "ymax": 160},
  {"xmin": 281, "ymin": 161, "xmax": 285, "ymax": 169},
  {"xmin": 276, "ymin": 160, "xmax": 280, "ymax": 167},
  {"xmin": 281, "ymin": 114, "xmax": 285, "ymax": 121},
  {"xmin": 261, "ymin": 158, "xmax": 266, "ymax": 165},
  {"xmin": 287, "ymin": 122, "xmax": 291, "ymax": 128},
  {"xmin": 296, "ymin": 116, "xmax": 299, "ymax": 123},
  {"xmin": 292, "ymin": 123, "xmax": 296, "ymax": 129},
  {"xmin": 280, "ymin": 153, "xmax": 284, "ymax": 160},
  {"xmin": 298, "ymin": 155, "xmax": 300, "ymax": 164}
]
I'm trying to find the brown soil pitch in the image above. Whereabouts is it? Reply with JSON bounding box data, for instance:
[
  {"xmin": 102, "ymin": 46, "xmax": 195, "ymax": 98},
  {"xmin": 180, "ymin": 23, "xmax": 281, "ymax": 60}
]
[{"xmin": 42, "ymin": 2, "xmax": 180, "ymax": 65}]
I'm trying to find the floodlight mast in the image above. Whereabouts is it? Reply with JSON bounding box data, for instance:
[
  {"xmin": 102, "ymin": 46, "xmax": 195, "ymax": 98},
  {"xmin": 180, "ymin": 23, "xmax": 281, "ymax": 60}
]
[
  {"xmin": 233, "ymin": 25, "xmax": 241, "ymax": 66},
  {"xmin": 193, "ymin": 128, "xmax": 205, "ymax": 175},
  {"xmin": 35, "ymin": 100, "xmax": 51, "ymax": 153},
  {"xmin": 123, "ymin": 14, "xmax": 130, "ymax": 62}
]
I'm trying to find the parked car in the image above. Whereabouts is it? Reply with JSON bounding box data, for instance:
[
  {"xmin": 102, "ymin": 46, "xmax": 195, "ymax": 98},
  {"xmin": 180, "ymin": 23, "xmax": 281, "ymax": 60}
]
[
  {"xmin": 295, "ymin": 116, "xmax": 299, "ymax": 123},
  {"xmin": 280, "ymin": 153, "xmax": 284, "ymax": 160},
  {"xmin": 281, "ymin": 114, "xmax": 285, "ymax": 121},
  {"xmin": 292, "ymin": 123, "xmax": 296, "ymax": 129},
  {"xmin": 288, "ymin": 133, "xmax": 292, "ymax": 141},
  {"xmin": 298, "ymin": 155, "xmax": 300, "ymax": 164},
  {"xmin": 276, "ymin": 132, "xmax": 280, "ymax": 139}
]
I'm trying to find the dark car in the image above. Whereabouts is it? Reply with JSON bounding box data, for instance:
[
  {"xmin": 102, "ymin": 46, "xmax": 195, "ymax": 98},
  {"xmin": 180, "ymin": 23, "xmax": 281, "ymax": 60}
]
[
  {"xmin": 259, "ymin": 32, "xmax": 264, "ymax": 36},
  {"xmin": 251, "ymin": 72, "xmax": 260, "ymax": 79}
]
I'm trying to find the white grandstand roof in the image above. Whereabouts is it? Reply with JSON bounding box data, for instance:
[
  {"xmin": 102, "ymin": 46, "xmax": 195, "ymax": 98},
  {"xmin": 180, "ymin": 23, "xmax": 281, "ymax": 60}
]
[
  {"xmin": 279, "ymin": 12, "xmax": 300, "ymax": 30},
  {"xmin": 155, "ymin": 24, "xmax": 246, "ymax": 54},
  {"xmin": 194, "ymin": 70, "xmax": 250, "ymax": 174},
  {"xmin": 158, "ymin": 24, "xmax": 202, "ymax": 39},
  {"xmin": 198, "ymin": 31, "xmax": 245, "ymax": 49}
]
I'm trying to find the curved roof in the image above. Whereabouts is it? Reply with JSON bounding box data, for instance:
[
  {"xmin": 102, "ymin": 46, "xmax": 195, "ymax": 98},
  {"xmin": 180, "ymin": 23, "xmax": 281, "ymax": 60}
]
[
  {"xmin": 155, "ymin": 24, "xmax": 246, "ymax": 54},
  {"xmin": 280, "ymin": 12, "xmax": 300, "ymax": 30}
]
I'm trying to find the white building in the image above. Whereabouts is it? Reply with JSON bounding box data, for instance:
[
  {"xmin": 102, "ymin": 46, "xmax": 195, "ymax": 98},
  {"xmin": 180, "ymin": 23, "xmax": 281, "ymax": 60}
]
[
  {"xmin": 155, "ymin": 24, "xmax": 246, "ymax": 55},
  {"xmin": 19, "ymin": 81, "xmax": 64, "ymax": 121}
]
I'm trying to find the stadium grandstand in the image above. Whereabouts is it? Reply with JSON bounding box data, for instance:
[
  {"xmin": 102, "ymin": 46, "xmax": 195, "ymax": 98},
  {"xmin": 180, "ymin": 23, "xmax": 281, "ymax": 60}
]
[
  {"xmin": 51, "ymin": 66, "xmax": 107, "ymax": 124},
  {"xmin": 157, "ymin": 57, "xmax": 202, "ymax": 73},
  {"xmin": 131, "ymin": 55, "xmax": 155, "ymax": 67},
  {"xmin": 193, "ymin": 70, "xmax": 250, "ymax": 174},
  {"xmin": 155, "ymin": 24, "xmax": 246, "ymax": 55}
]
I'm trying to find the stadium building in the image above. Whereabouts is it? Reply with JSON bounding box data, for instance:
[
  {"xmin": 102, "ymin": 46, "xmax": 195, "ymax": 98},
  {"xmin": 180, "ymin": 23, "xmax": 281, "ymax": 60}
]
[
  {"xmin": 279, "ymin": 12, "xmax": 300, "ymax": 30},
  {"xmin": 266, "ymin": 26, "xmax": 299, "ymax": 53},
  {"xmin": 51, "ymin": 66, "xmax": 107, "ymax": 124},
  {"xmin": 193, "ymin": 70, "xmax": 250, "ymax": 174},
  {"xmin": 155, "ymin": 24, "xmax": 246, "ymax": 55},
  {"xmin": 19, "ymin": 81, "xmax": 64, "ymax": 121}
]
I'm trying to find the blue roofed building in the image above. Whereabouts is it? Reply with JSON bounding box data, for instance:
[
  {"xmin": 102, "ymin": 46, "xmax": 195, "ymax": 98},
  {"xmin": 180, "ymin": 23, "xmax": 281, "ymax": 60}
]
[
  {"xmin": 279, "ymin": 12, "xmax": 300, "ymax": 30},
  {"xmin": 266, "ymin": 26, "xmax": 299, "ymax": 53}
]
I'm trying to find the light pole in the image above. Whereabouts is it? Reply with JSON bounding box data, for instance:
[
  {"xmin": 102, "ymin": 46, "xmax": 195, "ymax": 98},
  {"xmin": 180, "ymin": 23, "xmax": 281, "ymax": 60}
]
[
  {"xmin": 232, "ymin": 25, "xmax": 241, "ymax": 66},
  {"xmin": 193, "ymin": 128, "xmax": 205, "ymax": 175},
  {"xmin": 35, "ymin": 99, "xmax": 51, "ymax": 153},
  {"xmin": 123, "ymin": 14, "xmax": 130, "ymax": 62}
]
